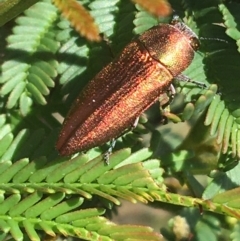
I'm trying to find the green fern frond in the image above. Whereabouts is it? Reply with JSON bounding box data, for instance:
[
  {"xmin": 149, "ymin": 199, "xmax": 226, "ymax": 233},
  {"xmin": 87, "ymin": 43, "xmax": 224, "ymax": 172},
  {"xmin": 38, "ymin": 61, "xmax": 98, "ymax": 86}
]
[
  {"xmin": 220, "ymin": 3, "xmax": 240, "ymax": 52},
  {"xmin": 0, "ymin": 151, "xmax": 167, "ymax": 240},
  {"xmin": 198, "ymin": 4, "xmax": 240, "ymax": 158},
  {"xmin": 0, "ymin": 0, "xmax": 59, "ymax": 113},
  {"xmin": 1, "ymin": 198, "xmax": 162, "ymax": 241},
  {"xmin": 1, "ymin": 152, "xmax": 240, "ymax": 230},
  {"xmin": 0, "ymin": 149, "xmax": 165, "ymax": 204},
  {"xmin": 89, "ymin": 0, "xmax": 119, "ymax": 38},
  {"xmin": 56, "ymin": 33, "xmax": 89, "ymax": 86},
  {"xmin": 0, "ymin": 0, "xmax": 39, "ymax": 26},
  {"xmin": 134, "ymin": 5, "xmax": 160, "ymax": 34},
  {"xmin": 0, "ymin": 126, "xmax": 60, "ymax": 162}
]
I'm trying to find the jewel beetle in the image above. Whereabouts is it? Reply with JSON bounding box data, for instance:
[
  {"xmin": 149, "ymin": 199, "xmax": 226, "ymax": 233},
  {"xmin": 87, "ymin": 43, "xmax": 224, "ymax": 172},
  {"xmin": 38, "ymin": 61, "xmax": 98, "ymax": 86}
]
[{"xmin": 56, "ymin": 16, "xmax": 200, "ymax": 156}]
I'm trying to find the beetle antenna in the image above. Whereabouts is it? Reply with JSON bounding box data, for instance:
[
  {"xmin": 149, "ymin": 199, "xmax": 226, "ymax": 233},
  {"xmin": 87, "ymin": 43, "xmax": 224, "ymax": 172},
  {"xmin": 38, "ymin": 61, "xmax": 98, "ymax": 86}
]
[{"xmin": 200, "ymin": 36, "xmax": 229, "ymax": 44}]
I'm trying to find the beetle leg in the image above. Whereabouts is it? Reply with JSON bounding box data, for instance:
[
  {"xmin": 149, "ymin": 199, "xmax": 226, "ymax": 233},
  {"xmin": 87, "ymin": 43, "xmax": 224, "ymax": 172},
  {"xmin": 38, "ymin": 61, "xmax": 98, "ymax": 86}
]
[
  {"xmin": 170, "ymin": 83, "xmax": 176, "ymax": 95},
  {"xmin": 157, "ymin": 85, "xmax": 177, "ymax": 124},
  {"xmin": 158, "ymin": 84, "xmax": 176, "ymax": 109},
  {"xmin": 103, "ymin": 116, "xmax": 140, "ymax": 164},
  {"xmin": 175, "ymin": 73, "xmax": 207, "ymax": 88},
  {"xmin": 132, "ymin": 116, "xmax": 139, "ymax": 129},
  {"xmin": 103, "ymin": 139, "xmax": 116, "ymax": 165},
  {"xmin": 168, "ymin": 84, "xmax": 176, "ymax": 103}
]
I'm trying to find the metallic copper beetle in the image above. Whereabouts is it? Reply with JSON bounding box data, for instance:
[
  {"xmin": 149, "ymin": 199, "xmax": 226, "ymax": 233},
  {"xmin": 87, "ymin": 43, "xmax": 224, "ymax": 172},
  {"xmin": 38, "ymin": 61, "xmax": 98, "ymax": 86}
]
[{"xmin": 56, "ymin": 17, "xmax": 199, "ymax": 156}]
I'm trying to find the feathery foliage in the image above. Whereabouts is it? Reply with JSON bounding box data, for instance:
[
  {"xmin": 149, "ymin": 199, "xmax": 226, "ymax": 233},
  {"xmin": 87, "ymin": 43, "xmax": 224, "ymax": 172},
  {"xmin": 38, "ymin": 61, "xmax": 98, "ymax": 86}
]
[{"xmin": 1, "ymin": 0, "xmax": 240, "ymax": 240}]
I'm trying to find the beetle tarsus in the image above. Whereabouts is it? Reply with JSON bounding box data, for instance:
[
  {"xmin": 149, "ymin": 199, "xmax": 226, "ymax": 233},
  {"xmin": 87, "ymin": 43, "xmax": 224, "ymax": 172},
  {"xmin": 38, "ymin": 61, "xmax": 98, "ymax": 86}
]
[
  {"xmin": 131, "ymin": 117, "xmax": 140, "ymax": 129},
  {"xmin": 175, "ymin": 74, "xmax": 207, "ymax": 88},
  {"xmin": 103, "ymin": 139, "xmax": 116, "ymax": 165},
  {"xmin": 103, "ymin": 152, "xmax": 110, "ymax": 165}
]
